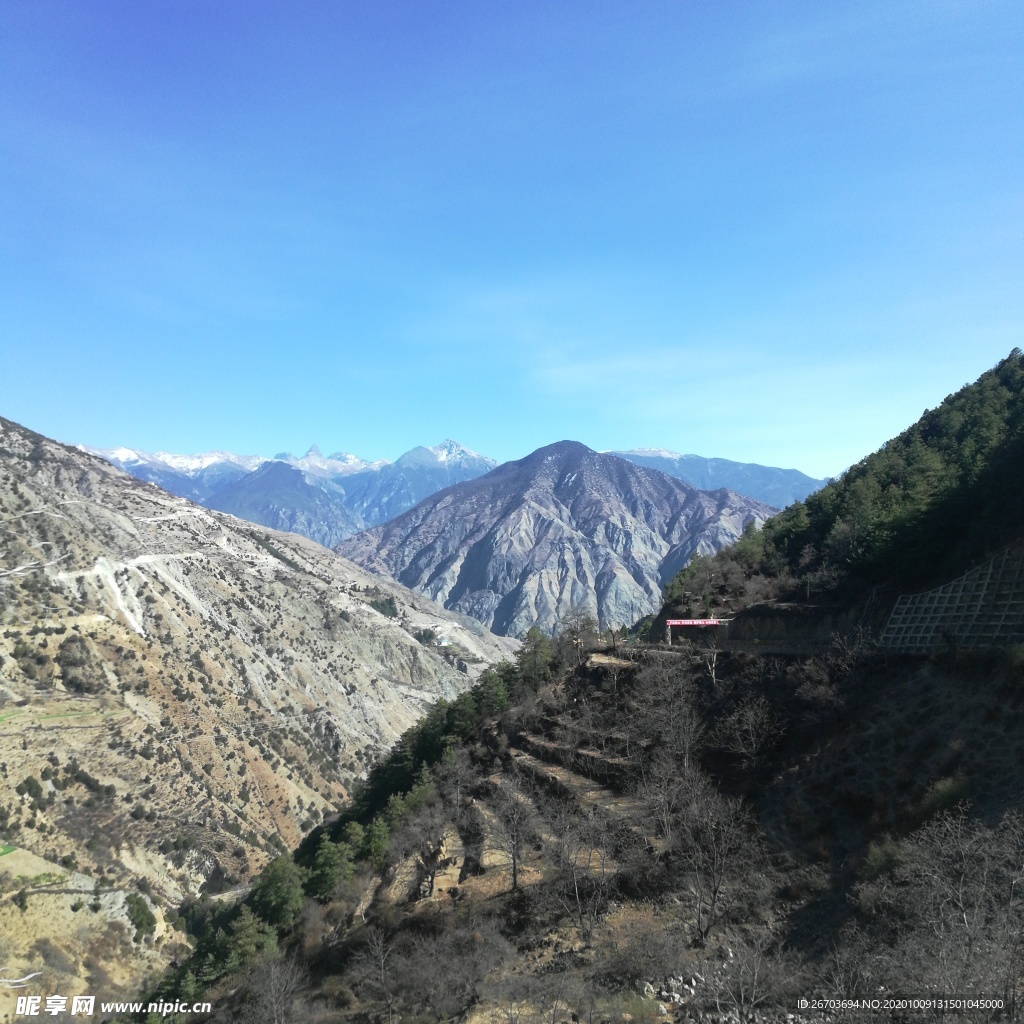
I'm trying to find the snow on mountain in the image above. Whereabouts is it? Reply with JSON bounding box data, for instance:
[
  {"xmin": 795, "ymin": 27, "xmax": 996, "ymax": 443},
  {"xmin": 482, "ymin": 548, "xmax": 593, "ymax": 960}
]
[
  {"xmin": 427, "ymin": 439, "xmax": 493, "ymax": 464},
  {"xmin": 204, "ymin": 460, "xmax": 365, "ymax": 548},
  {"xmin": 82, "ymin": 445, "xmax": 264, "ymax": 475},
  {"xmin": 150, "ymin": 450, "xmax": 266, "ymax": 473},
  {"xmin": 80, "ymin": 447, "xmax": 266, "ymax": 504},
  {"xmin": 611, "ymin": 447, "xmax": 685, "ymax": 460},
  {"xmin": 275, "ymin": 445, "xmax": 387, "ymax": 478},
  {"xmin": 394, "ymin": 440, "xmax": 495, "ymax": 472},
  {"xmin": 327, "ymin": 451, "xmax": 390, "ymax": 473}
]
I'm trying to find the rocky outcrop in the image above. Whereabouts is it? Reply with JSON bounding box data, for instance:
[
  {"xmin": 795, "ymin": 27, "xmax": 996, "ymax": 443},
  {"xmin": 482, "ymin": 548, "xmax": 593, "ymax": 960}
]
[{"xmin": 338, "ymin": 442, "xmax": 776, "ymax": 636}]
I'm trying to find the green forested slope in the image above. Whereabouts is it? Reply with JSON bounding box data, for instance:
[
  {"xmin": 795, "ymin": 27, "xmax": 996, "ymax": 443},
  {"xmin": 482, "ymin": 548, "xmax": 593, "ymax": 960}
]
[{"xmin": 666, "ymin": 349, "xmax": 1024, "ymax": 614}]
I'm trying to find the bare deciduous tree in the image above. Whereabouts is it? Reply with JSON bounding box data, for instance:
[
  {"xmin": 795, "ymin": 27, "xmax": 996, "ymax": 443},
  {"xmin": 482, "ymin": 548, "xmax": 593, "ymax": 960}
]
[
  {"xmin": 714, "ymin": 695, "xmax": 782, "ymax": 770},
  {"xmin": 633, "ymin": 659, "xmax": 705, "ymax": 778},
  {"xmin": 239, "ymin": 954, "xmax": 307, "ymax": 1024},
  {"xmin": 409, "ymin": 803, "xmax": 457, "ymax": 898},
  {"xmin": 643, "ymin": 757, "xmax": 693, "ymax": 853},
  {"xmin": 355, "ymin": 926, "xmax": 398, "ymax": 1024},
  {"xmin": 481, "ymin": 975, "xmax": 538, "ymax": 1024},
  {"xmin": 700, "ymin": 931, "xmax": 805, "ymax": 1021},
  {"xmin": 677, "ymin": 774, "xmax": 751, "ymax": 944},
  {"xmin": 489, "ymin": 776, "xmax": 538, "ymax": 893},
  {"xmin": 389, "ymin": 919, "xmax": 513, "ymax": 1021},
  {"xmin": 851, "ymin": 809, "xmax": 1024, "ymax": 1023},
  {"xmin": 556, "ymin": 607, "xmax": 599, "ymax": 667},
  {"xmin": 549, "ymin": 802, "xmax": 615, "ymax": 940}
]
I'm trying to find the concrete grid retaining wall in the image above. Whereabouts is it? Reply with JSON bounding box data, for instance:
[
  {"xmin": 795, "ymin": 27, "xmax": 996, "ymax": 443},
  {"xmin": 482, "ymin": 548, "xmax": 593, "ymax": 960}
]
[{"xmin": 881, "ymin": 546, "xmax": 1024, "ymax": 653}]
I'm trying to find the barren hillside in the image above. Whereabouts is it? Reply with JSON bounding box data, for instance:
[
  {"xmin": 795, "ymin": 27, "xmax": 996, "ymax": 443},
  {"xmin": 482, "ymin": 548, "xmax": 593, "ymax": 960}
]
[{"xmin": 0, "ymin": 416, "xmax": 515, "ymax": 999}]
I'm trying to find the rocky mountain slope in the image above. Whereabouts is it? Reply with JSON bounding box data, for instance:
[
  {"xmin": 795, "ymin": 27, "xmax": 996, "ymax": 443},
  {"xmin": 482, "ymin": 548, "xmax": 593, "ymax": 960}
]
[
  {"xmin": 610, "ymin": 448, "xmax": 828, "ymax": 507},
  {"xmin": 0, "ymin": 416, "xmax": 515, "ymax": 995},
  {"xmin": 338, "ymin": 442, "xmax": 775, "ymax": 636}
]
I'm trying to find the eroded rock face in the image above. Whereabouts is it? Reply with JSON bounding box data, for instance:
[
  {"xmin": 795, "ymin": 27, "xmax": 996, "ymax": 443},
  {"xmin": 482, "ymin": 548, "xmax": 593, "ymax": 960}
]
[
  {"xmin": 339, "ymin": 442, "xmax": 776, "ymax": 636},
  {"xmin": 0, "ymin": 416, "xmax": 516, "ymax": 908}
]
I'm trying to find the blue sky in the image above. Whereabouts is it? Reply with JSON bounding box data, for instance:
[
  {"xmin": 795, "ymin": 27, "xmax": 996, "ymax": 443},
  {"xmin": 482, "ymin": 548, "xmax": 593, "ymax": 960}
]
[{"xmin": 2, "ymin": 1, "xmax": 1021, "ymax": 479}]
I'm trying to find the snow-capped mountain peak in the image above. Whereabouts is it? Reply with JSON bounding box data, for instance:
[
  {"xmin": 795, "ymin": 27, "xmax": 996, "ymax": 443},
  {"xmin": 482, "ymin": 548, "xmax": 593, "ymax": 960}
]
[
  {"xmin": 151, "ymin": 450, "xmax": 266, "ymax": 473},
  {"xmin": 282, "ymin": 446, "xmax": 386, "ymax": 478},
  {"xmin": 81, "ymin": 446, "xmax": 264, "ymax": 475},
  {"xmin": 86, "ymin": 445, "xmax": 148, "ymax": 467},
  {"xmin": 393, "ymin": 441, "xmax": 495, "ymax": 472},
  {"xmin": 428, "ymin": 439, "xmax": 490, "ymax": 463}
]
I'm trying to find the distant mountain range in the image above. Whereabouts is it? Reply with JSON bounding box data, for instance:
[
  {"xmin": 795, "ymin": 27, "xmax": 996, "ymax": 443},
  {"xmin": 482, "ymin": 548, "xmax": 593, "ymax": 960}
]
[
  {"xmin": 609, "ymin": 449, "xmax": 828, "ymax": 508},
  {"xmin": 83, "ymin": 441, "xmax": 823, "ymax": 553},
  {"xmin": 83, "ymin": 445, "xmax": 266, "ymax": 502},
  {"xmin": 338, "ymin": 442, "xmax": 776, "ymax": 636},
  {"xmin": 83, "ymin": 440, "xmax": 497, "ymax": 545}
]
